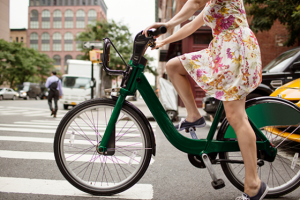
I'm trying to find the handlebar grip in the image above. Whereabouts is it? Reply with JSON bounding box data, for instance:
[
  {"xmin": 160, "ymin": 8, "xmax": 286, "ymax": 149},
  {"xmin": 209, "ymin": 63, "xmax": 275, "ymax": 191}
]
[{"xmin": 152, "ymin": 26, "xmax": 167, "ymax": 37}]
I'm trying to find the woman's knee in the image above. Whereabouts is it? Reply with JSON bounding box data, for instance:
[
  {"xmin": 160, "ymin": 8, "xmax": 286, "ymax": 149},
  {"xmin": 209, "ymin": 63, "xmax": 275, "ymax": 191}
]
[
  {"xmin": 166, "ymin": 57, "xmax": 186, "ymax": 76},
  {"xmin": 226, "ymin": 111, "xmax": 247, "ymax": 129}
]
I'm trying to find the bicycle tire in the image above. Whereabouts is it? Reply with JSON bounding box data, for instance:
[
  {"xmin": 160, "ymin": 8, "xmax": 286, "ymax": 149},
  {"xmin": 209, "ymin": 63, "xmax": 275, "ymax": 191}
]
[
  {"xmin": 217, "ymin": 97, "xmax": 300, "ymax": 197},
  {"xmin": 54, "ymin": 98, "xmax": 153, "ymax": 195}
]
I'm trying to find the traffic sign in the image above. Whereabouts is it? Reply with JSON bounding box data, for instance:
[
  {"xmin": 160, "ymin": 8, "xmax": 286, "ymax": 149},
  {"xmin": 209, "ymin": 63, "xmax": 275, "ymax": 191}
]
[{"xmin": 83, "ymin": 41, "xmax": 103, "ymax": 49}]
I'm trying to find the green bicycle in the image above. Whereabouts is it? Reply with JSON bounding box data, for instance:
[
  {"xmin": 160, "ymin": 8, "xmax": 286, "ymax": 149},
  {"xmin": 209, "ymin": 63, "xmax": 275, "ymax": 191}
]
[{"xmin": 54, "ymin": 26, "xmax": 300, "ymax": 197}]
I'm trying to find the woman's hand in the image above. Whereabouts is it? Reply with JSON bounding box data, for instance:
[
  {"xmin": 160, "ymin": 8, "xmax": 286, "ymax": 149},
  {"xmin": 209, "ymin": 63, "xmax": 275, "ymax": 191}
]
[
  {"xmin": 142, "ymin": 22, "xmax": 170, "ymax": 38},
  {"xmin": 152, "ymin": 40, "xmax": 166, "ymax": 50}
]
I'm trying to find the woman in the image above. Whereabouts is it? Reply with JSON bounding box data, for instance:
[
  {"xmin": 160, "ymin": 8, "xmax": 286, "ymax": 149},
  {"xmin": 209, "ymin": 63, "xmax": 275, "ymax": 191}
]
[{"xmin": 143, "ymin": 0, "xmax": 268, "ymax": 199}]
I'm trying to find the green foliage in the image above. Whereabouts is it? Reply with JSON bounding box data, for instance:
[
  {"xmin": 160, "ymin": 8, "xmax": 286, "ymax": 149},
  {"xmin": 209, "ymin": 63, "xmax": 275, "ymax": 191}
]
[
  {"xmin": 76, "ymin": 20, "xmax": 157, "ymax": 76},
  {"xmin": 244, "ymin": 0, "xmax": 300, "ymax": 47},
  {"xmin": 0, "ymin": 39, "xmax": 54, "ymax": 88}
]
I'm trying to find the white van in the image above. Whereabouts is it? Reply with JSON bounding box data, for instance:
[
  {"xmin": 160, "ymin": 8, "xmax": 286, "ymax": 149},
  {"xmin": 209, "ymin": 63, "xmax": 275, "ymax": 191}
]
[{"xmin": 61, "ymin": 60, "xmax": 101, "ymax": 109}]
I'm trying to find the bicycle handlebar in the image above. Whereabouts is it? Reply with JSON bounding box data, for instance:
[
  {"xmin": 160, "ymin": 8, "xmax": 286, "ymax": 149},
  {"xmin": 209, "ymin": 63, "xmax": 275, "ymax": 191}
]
[{"xmin": 102, "ymin": 26, "xmax": 167, "ymax": 76}]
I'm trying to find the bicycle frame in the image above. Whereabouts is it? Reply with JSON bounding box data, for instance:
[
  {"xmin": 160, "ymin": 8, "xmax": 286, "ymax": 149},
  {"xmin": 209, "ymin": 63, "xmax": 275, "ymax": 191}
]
[{"xmin": 99, "ymin": 60, "xmax": 277, "ymax": 159}]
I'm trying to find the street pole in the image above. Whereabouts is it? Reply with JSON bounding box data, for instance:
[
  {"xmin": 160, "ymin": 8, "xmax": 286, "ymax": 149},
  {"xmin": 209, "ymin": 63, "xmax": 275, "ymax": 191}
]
[{"xmin": 91, "ymin": 45, "xmax": 94, "ymax": 99}]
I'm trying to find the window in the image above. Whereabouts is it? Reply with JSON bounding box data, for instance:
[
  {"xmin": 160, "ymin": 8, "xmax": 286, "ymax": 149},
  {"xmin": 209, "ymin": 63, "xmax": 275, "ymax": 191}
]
[
  {"xmin": 82, "ymin": 0, "xmax": 86, "ymax": 5},
  {"xmin": 53, "ymin": 32, "xmax": 62, "ymax": 51},
  {"xmin": 64, "ymin": 55, "xmax": 73, "ymax": 73},
  {"xmin": 30, "ymin": 0, "xmax": 34, "ymax": 6},
  {"xmin": 64, "ymin": 10, "xmax": 74, "ymax": 28},
  {"xmin": 16, "ymin": 37, "xmax": 19, "ymax": 42},
  {"xmin": 21, "ymin": 37, "xmax": 23, "ymax": 43},
  {"xmin": 70, "ymin": 0, "xmax": 74, "ymax": 5},
  {"xmin": 10, "ymin": 37, "xmax": 12, "ymax": 42},
  {"xmin": 53, "ymin": 55, "xmax": 61, "ymax": 70},
  {"xmin": 53, "ymin": 55, "xmax": 61, "ymax": 65},
  {"xmin": 263, "ymin": 48, "xmax": 300, "ymax": 73},
  {"xmin": 64, "ymin": 32, "xmax": 73, "ymax": 51},
  {"xmin": 30, "ymin": 10, "xmax": 39, "ymax": 29},
  {"xmin": 62, "ymin": 76, "xmax": 91, "ymax": 89},
  {"xmin": 77, "ymin": 0, "xmax": 80, "ymax": 5},
  {"xmin": 53, "ymin": 0, "xmax": 57, "ymax": 5},
  {"xmin": 53, "ymin": 10, "xmax": 62, "ymax": 28},
  {"xmin": 41, "ymin": 0, "xmax": 46, "ymax": 5},
  {"xmin": 76, "ymin": 32, "xmax": 81, "ymax": 51},
  {"xmin": 30, "ymin": 32, "xmax": 39, "ymax": 50},
  {"xmin": 42, "ymin": 10, "xmax": 51, "ymax": 29},
  {"xmin": 41, "ymin": 32, "xmax": 50, "ymax": 51},
  {"xmin": 76, "ymin": 10, "xmax": 85, "ymax": 28},
  {"xmin": 88, "ymin": 9, "xmax": 97, "ymax": 25}
]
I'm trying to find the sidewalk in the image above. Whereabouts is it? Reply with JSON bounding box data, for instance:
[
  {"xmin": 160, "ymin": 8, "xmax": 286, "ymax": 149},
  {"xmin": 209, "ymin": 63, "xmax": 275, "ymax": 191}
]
[{"xmin": 128, "ymin": 97, "xmax": 207, "ymax": 122}]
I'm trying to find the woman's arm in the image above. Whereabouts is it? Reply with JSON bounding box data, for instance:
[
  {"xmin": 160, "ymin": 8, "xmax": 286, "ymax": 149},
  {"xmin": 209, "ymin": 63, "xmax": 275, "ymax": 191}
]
[
  {"xmin": 167, "ymin": 0, "xmax": 209, "ymax": 29},
  {"xmin": 143, "ymin": 0, "xmax": 209, "ymax": 37},
  {"xmin": 154, "ymin": 10, "xmax": 206, "ymax": 49}
]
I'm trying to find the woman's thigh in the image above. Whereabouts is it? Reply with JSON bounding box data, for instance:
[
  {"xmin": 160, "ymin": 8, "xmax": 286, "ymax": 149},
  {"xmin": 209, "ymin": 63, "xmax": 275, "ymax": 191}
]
[{"xmin": 166, "ymin": 57, "xmax": 189, "ymax": 76}]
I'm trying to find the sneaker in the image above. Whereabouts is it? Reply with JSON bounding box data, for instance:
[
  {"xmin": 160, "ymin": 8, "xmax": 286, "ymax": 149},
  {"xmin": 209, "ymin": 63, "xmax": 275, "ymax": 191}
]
[
  {"xmin": 235, "ymin": 182, "xmax": 269, "ymax": 200},
  {"xmin": 175, "ymin": 117, "xmax": 206, "ymax": 131}
]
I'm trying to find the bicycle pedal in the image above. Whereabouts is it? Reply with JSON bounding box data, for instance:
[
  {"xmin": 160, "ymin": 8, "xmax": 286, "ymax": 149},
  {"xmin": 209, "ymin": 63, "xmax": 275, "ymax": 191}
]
[
  {"xmin": 186, "ymin": 127, "xmax": 198, "ymax": 139},
  {"xmin": 202, "ymin": 153, "xmax": 225, "ymax": 189},
  {"xmin": 211, "ymin": 179, "xmax": 225, "ymax": 190}
]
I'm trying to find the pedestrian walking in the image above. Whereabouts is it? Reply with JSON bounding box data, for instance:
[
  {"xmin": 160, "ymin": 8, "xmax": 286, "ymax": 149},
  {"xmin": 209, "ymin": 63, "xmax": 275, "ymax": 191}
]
[
  {"xmin": 143, "ymin": 0, "xmax": 267, "ymax": 199},
  {"xmin": 45, "ymin": 71, "xmax": 63, "ymax": 118}
]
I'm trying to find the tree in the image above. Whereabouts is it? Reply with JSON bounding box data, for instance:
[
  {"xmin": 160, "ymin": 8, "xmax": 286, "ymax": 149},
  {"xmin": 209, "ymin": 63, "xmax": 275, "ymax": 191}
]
[
  {"xmin": 76, "ymin": 20, "xmax": 157, "ymax": 96},
  {"xmin": 0, "ymin": 39, "xmax": 54, "ymax": 88},
  {"xmin": 244, "ymin": 0, "xmax": 300, "ymax": 47},
  {"xmin": 76, "ymin": 20, "xmax": 157, "ymax": 75}
]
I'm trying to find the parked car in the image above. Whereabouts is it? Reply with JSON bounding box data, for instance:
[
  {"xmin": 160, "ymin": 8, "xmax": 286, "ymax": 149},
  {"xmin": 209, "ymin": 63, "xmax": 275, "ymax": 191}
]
[
  {"xmin": 17, "ymin": 82, "xmax": 42, "ymax": 100},
  {"xmin": 203, "ymin": 47, "xmax": 300, "ymax": 120},
  {"xmin": 270, "ymin": 78, "xmax": 300, "ymax": 107},
  {"xmin": 0, "ymin": 88, "xmax": 19, "ymax": 100},
  {"xmin": 268, "ymin": 78, "xmax": 300, "ymax": 142}
]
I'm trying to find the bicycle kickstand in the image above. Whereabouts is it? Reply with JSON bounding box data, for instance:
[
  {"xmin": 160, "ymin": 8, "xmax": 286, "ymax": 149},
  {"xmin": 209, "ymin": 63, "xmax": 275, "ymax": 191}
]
[{"xmin": 202, "ymin": 153, "xmax": 225, "ymax": 190}]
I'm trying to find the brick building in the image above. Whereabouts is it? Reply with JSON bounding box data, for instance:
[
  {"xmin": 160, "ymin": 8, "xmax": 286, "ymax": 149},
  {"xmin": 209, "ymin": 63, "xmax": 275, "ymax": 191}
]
[
  {"xmin": 10, "ymin": 28, "xmax": 27, "ymax": 45},
  {"xmin": 0, "ymin": 0, "xmax": 9, "ymax": 41},
  {"xmin": 27, "ymin": 0, "xmax": 107, "ymax": 73},
  {"xmin": 156, "ymin": 0, "xmax": 299, "ymax": 108}
]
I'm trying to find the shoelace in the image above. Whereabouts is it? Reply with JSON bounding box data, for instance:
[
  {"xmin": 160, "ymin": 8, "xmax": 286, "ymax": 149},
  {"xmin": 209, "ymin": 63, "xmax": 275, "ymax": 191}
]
[
  {"xmin": 235, "ymin": 194, "xmax": 250, "ymax": 200},
  {"xmin": 177, "ymin": 118, "xmax": 186, "ymax": 130}
]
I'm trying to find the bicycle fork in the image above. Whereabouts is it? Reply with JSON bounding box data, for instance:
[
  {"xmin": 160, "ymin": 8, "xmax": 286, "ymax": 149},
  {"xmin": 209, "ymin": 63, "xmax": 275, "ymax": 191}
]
[{"xmin": 98, "ymin": 94, "xmax": 126, "ymax": 154}]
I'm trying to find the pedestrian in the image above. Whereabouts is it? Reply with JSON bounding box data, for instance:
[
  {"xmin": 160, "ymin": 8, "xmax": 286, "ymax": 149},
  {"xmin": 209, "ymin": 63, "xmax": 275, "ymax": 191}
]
[
  {"xmin": 45, "ymin": 71, "xmax": 63, "ymax": 118},
  {"xmin": 143, "ymin": 0, "xmax": 267, "ymax": 199}
]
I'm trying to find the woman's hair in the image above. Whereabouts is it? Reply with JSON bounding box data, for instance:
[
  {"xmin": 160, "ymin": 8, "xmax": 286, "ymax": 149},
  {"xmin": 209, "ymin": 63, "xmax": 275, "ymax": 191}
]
[{"xmin": 52, "ymin": 71, "xmax": 57, "ymax": 75}]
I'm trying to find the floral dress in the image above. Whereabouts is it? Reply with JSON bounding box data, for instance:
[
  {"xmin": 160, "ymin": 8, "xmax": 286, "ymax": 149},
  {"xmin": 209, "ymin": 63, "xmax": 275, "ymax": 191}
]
[{"xmin": 179, "ymin": 0, "xmax": 262, "ymax": 101}]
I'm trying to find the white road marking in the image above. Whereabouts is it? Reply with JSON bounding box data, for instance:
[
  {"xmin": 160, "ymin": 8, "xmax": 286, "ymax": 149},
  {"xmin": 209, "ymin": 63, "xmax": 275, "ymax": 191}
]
[
  {"xmin": 0, "ymin": 136, "xmax": 143, "ymax": 146},
  {"xmin": 0, "ymin": 177, "xmax": 153, "ymax": 199},
  {"xmin": 0, "ymin": 150, "xmax": 154, "ymax": 165}
]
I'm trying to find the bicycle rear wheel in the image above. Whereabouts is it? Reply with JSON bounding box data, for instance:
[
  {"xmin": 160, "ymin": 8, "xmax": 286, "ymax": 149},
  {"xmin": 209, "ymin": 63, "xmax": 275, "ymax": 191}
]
[
  {"xmin": 54, "ymin": 98, "xmax": 153, "ymax": 195},
  {"xmin": 218, "ymin": 97, "xmax": 300, "ymax": 197}
]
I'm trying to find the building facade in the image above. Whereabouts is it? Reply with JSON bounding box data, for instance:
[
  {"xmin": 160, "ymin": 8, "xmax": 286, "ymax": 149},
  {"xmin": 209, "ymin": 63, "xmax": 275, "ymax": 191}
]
[
  {"xmin": 10, "ymin": 29, "xmax": 27, "ymax": 45},
  {"xmin": 0, "ymin": 0, "xmax": 9, "ymax": 41},
  {"xmin": 27, "ymin": 0, "xmax": 107, "ymax": 72}
]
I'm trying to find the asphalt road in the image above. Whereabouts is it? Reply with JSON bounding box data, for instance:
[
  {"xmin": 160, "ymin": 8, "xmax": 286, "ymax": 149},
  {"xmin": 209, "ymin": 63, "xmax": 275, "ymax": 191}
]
[{"xmin": 0, "ymin": 99, "xmax": 299, "ymax": 200}]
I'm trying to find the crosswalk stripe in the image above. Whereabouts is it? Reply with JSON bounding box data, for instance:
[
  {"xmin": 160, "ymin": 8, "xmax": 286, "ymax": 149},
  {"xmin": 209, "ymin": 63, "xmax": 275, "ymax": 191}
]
[
  {"xmin": 0, "ymin": 136, "xmax": 143, "ymax": 146},
  {"xmin": 0, "ymin": 150, "xmax": 154, "ymax": 165},
  {"xmin": 0, "ymin": 177, "xmax": 153, "ymax": 199}
]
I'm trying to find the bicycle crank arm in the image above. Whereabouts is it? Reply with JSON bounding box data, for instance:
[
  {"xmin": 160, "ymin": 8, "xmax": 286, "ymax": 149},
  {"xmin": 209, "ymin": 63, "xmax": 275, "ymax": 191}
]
[{"xmin": 202, "ymin": 153, "xmax": 225, "ymax": 190}]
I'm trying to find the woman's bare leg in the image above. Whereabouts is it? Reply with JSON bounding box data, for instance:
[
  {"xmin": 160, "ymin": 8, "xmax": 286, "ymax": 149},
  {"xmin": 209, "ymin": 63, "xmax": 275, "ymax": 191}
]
[
  {"xmin": 223, "ymin": 98, "xmax": 261, "ymax": 197},
  {"xmin": 165, "ymin": 57, "xmax": 202, "ymax": 122}
]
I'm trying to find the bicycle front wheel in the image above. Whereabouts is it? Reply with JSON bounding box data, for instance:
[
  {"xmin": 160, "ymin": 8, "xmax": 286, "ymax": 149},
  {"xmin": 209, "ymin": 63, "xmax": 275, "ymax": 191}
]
[
  {"xmin": 54, "ymin": 98, "xmax": 153, "ymax": 195},
  {"xmin": 218, "ymin": 97, "xmax": 300, "ymax": 197}
]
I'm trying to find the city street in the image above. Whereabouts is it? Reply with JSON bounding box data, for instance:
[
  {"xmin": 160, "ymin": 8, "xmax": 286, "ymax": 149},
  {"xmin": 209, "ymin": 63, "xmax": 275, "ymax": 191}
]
[{"xmin": 0, "ymin": 99, "xmax": 300, "ymax": 200}]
